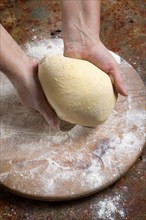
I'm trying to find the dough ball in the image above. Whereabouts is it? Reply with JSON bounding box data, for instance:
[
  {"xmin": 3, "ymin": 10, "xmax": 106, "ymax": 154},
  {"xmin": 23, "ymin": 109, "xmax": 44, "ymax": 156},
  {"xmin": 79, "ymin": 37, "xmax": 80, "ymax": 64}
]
[{"xmin": 38, "ymin": 55, "xmax": 117, "ymax": 127}]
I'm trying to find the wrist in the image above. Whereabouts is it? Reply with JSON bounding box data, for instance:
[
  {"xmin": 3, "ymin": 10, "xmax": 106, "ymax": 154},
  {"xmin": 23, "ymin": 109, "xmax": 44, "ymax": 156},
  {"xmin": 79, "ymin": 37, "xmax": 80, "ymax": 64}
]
[
  {"xmin": 64, "ymin": 38, "xmax": 102, "ymax": 59},
  {"xmin": 62, "ymin": 0, "xmax": 101, "ymax": 58},
  {"xmin": 8, "ymin": 57, "xmax": 38, "ymax": 91}
]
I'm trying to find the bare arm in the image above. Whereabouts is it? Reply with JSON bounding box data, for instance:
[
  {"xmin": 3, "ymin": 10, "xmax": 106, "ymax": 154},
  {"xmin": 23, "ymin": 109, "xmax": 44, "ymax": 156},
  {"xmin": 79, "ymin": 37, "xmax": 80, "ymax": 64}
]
[
  {"xmin": 0, "ymin": 24, "xmax": 57, "ymax": 126},
  {"xmin": 0, "ymin": 24, "xmax": 28, "ymax": 78},
  {"xmin": 62, "ymin": 0, "xmax": 127, "ymax": 96},
  {"xmin": 62, "ymin": 0, "xmax": 101, "ymax": 51}
]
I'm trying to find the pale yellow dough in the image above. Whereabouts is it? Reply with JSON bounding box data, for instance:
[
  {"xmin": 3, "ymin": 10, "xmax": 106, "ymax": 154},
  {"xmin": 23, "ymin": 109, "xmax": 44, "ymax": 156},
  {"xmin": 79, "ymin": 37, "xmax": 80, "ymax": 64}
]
[{"xmin": 38, "ymin": 55, "xmax": 117, "ymax": 126}]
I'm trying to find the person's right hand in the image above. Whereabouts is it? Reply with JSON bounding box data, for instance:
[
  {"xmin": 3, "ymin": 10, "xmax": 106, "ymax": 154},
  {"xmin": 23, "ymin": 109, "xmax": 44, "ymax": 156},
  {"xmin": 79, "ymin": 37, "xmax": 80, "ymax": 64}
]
[
  {"xmin": 64, "ymin": 40, "xmax": 128, "ymax": 96},
  {"xmin": 62, "ymin": 0, "xmax": 127, "ymax": 96}
]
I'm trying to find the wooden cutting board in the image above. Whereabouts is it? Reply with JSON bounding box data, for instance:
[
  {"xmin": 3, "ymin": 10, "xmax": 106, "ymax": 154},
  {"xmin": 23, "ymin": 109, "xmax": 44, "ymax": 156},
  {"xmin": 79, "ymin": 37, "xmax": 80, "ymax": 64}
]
[{"xmin": 0, "ymin": 42, "xmax": 145, "ymax": 201}]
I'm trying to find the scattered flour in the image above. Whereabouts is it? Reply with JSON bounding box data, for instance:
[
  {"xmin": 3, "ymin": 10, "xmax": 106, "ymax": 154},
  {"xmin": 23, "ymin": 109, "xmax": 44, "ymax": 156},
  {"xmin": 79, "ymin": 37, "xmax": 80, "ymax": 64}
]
[
  {"xmin": 91, "ymin": 194, "xmax": 125, "ymax": 220},
  {"xmin": 24, "ymin": 38, "xmax": 63, "ymax": 60},
  {"xmin": 0, "ymin": 38, "xmax": 145, "ymax": 199}
]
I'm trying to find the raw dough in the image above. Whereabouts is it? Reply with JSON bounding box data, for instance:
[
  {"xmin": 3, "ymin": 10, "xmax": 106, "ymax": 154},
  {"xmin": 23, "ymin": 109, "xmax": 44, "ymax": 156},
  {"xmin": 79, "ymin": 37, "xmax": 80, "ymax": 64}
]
[{"xmin": 38, "ymin": 56, "xmax": 117, "ymax": 126}]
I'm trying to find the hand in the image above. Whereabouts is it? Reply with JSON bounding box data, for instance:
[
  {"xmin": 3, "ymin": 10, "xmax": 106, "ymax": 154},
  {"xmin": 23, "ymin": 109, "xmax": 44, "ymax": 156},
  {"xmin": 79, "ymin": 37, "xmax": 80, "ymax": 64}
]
[
  {"xmin": 0, "ymin": 24, "xmax": 58, "ymax": 127},
  {"xmin": 64, "ymin": 40, "xmax": 128, "ymax": 96},
  {"xmin": 62, "ymin": 0, "xmax": 127, "ymax": 96},
  {"xmin": 14, "ymin": 58, "xmax": 58, "ymax": 127}
]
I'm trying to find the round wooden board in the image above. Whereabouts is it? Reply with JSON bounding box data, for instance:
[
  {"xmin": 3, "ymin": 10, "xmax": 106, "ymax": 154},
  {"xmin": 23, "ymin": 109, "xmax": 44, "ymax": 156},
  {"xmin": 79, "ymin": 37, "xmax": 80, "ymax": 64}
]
[{"xmin": 0, "ymin": 40, "xmax": 145, "ymax": 201}]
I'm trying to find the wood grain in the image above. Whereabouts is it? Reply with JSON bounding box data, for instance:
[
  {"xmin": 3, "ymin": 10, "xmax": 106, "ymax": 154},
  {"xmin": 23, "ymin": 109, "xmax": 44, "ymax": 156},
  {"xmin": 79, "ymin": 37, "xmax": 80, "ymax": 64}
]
[{"xmin": 0, "ymin": 54, "xmax": 145, "ymax": 201}]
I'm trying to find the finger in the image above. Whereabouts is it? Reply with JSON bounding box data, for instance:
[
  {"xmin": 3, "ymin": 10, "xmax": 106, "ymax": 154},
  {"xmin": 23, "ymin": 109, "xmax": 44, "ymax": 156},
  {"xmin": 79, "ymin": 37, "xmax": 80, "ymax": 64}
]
[
  {"xmin": 109, "ymin": 68, "xmax": 128, "ymax": 96},
  {"xmin": 40, "ymin": 109, "xmax": 58, "ymax": 127},
  {"xmin": 38, "ymin": 103, "xmax": 59, "ymax": 127}
]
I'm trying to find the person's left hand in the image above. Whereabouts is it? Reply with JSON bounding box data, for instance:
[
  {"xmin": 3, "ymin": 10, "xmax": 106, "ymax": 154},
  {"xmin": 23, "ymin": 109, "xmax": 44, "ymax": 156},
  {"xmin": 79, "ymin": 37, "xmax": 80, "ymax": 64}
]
[{"xmin": 14, "ymin": 58, "xmax": 58, "ymax": 127}]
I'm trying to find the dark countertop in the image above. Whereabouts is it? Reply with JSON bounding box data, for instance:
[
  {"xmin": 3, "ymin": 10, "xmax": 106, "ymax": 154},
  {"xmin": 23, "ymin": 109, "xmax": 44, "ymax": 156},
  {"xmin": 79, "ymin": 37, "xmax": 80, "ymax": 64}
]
[{"xmin": 0, "ymin": 0, "xmax": 146, "ymax": 219}]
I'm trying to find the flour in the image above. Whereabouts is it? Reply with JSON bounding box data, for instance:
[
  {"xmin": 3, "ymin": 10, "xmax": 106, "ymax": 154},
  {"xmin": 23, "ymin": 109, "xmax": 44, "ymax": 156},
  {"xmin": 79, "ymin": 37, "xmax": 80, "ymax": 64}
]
[
  {"xmin": 125, "ymin": 110, "xmax": 146, "ymax": 134},
  {"xmin": 127, "ymin": 95, "xmax": 132, "ymax": 109},
  {"xmin": 91, "ymin": 194, "xmax": 125, "ymax": 220},
  {"xmin": 0, "ymin": 38, "xmax": 145, "ymax": 200},
  {"xmin": 24, "ymin": 38, "xmax": 63, "ymax": 60}
]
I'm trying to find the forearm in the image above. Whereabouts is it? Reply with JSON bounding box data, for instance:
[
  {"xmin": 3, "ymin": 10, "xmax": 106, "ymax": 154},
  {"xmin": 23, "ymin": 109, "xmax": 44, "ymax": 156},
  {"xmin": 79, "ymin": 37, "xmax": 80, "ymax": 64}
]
[
  {"xmin": 0, "ymin": 26, "xmax": 57, "ymax": 125},
  {"xmin": 0, "ymin": 24, "xmax": 29, "ymax": 83},
  {"xmin": 62, "ymin": 0, "xmax": 101, "ymax": 49}
]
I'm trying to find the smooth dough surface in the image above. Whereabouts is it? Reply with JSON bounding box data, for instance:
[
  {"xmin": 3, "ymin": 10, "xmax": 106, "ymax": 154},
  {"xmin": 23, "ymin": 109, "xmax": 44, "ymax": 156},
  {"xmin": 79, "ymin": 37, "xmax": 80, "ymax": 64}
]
[{"xmin": 38, "ymin": 55, "xmax": 117, "ymax": 126}]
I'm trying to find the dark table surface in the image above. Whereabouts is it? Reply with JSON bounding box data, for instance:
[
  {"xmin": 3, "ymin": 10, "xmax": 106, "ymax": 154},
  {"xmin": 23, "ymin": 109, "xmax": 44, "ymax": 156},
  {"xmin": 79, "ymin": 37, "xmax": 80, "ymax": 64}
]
[{"xmin": 0, "ymin": 0, "xmax": 146, "ymax": 219}]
